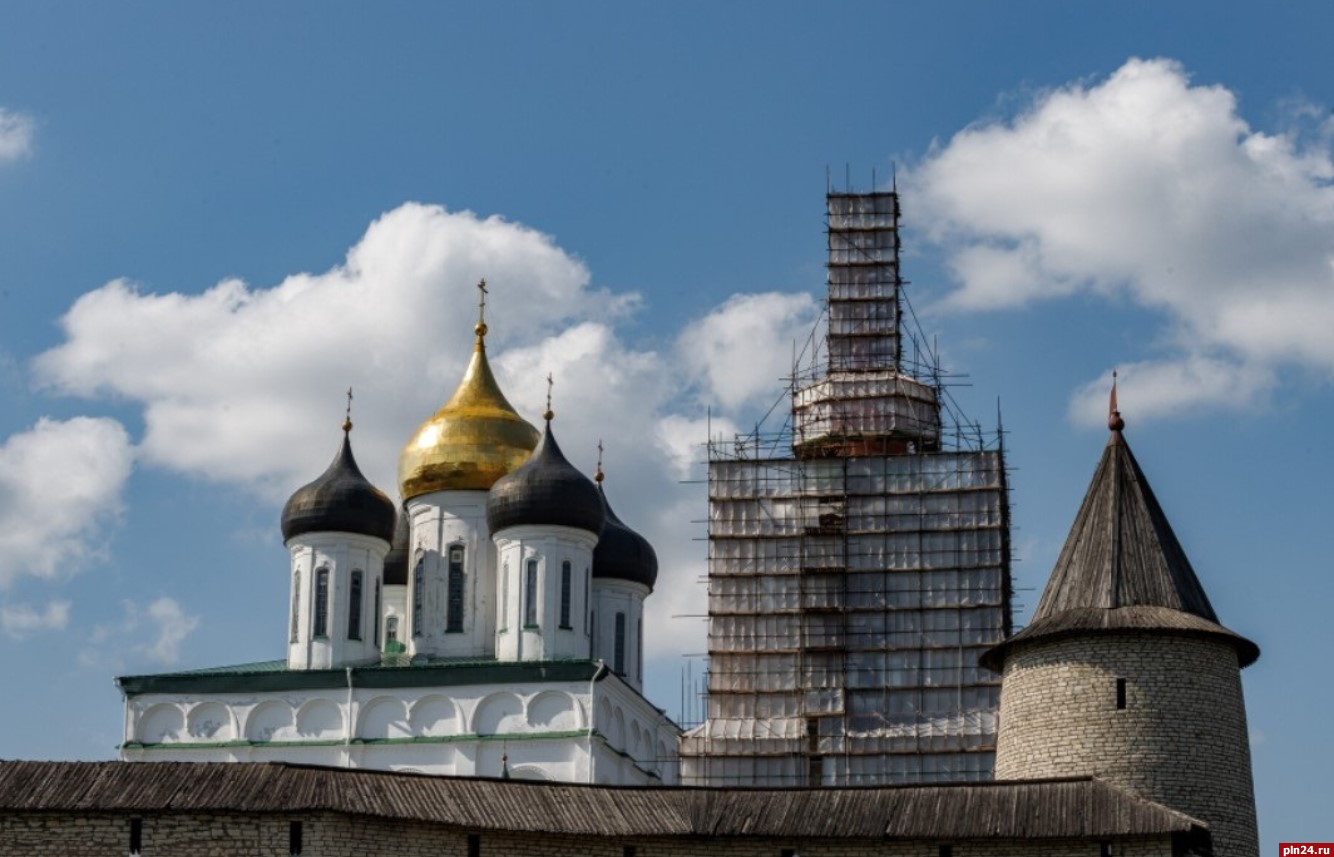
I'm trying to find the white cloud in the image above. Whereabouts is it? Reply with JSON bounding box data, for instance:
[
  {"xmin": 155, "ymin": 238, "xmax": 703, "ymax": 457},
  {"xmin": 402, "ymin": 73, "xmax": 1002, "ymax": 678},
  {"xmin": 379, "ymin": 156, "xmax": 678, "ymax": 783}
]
[
  {"xmin": 32, "ymin": 202, "xmax": 812, "ymax": 672},
  {"xmin": 34, "ymin": 203, "xmax": 619, "ymax": 499},
  {"xmin": 1067, "ymin": 356, "xmax": 1275, "ymax": 428},
  {"xmin": 0, "ymin": 600, "xmax": 70, "ymax": 639},
  {"xmin": 0, "ymin": 107, "xmax": 34, "ymax": 161},
  {"xmin": 676, "ymin": 292, "xmax": 820, "ymax": 412},
  {"xmin": 139, "ymin": 597, "xmax": 200, "ymax": 665},
  {"xmin": 907, "ymin": 57, "xmax": 1334, "ymax": 420},
  {"xmin": 83, "ymin": 597, "xmax": 200, "ymax": 669},
  {"xmin": 0, "ymin": 417, "xmax": 134, "ymax": 587}
]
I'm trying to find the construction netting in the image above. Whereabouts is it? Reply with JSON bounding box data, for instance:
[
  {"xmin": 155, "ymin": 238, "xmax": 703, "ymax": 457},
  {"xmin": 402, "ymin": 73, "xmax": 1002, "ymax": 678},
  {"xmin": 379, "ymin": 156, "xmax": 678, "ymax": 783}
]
[{"xmin": 679, "ymin": 448, "xmax": 1011, "ymax": 786}]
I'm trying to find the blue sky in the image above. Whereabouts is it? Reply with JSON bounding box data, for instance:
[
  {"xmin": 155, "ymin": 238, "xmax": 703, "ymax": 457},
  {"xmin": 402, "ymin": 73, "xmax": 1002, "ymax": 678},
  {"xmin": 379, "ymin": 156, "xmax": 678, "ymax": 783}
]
[{"xmin": 1, "ymin": 2, "xmax": 1331, "ymax": 848}]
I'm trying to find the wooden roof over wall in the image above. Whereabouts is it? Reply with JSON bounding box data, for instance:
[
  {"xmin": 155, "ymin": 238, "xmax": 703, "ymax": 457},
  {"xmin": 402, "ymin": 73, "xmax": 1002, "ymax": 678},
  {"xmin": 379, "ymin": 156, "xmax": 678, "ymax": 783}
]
[{"xmin": 0, "ymin": 760, "xmax": 1209, "ymax": 845}]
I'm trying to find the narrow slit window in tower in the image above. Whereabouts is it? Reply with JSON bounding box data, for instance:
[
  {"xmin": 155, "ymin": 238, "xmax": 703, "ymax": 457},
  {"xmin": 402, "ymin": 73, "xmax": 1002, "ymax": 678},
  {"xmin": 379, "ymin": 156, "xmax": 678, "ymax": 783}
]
[
  {"xmin": 373, "ymin": 579, "xmax": 381, "ymax": 647},
  {"xmin": 614, "ymin": 612, "xmax": 626, "ymax": 675},
  {"xmin": 447, "ymin": 545, "xmax": 465, "ymax": 633},
  {"xmin": 348, "ymin": 571, "xmax": 363, "ymax": 640},
  {"xmin": 1116, "ymin": 677, "xmax": 1127, "ymax": 710},
  {"xmin": 313, "ymin": 567, "xmax": 329, "ymax": 638},
  {"xmin": 525, "ymin": 559, "xmax": 538, "ymax": 627},
  {"xmin": 290, "ymin": 571, "xmax": 301, "ymax": 643},
  {"xmin": 412, "ymin": 557, "xmax": 424, "ymax": 637},
  {"xmin": 559, "ymin": 561, "xmax": 572, "ymax": 628}
]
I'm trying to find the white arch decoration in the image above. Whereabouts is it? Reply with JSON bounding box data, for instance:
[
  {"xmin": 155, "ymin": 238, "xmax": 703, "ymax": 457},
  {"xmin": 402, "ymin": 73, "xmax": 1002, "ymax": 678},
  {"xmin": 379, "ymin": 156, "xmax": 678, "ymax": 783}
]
[
  {"xmin": 296, "ymin": 699, "xmax": 344, "ymax": 739},
  {"xmin": 357, "ymin": 696, "xmax": 409, "ymax": 740},
  {"xmin": 409, "ymin": 695, "xmax": 460, "ymax": 737},
  {"xmin": 138, "ymin": 703, "xmax": 185, "ymax": 744},
  {"xmin": 473, "ymin": 691, "xmax": 524, "ymax": 736},
  {"xmin": 186, "ymin": 702, "xmax": 234, "ymax": 741},
  {"xmin": 527, "ymin": 690, "xmax": 578, "ymax": 730},
  {"xmin": 245, "ymin": 700, "xmax": 295, "ymax": 743}
]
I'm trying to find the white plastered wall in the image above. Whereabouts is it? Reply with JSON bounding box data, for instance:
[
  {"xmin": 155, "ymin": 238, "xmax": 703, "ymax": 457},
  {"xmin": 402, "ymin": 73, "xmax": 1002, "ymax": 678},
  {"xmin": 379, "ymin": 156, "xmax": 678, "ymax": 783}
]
[
  {"xmin": 493, "ymin": 524, "xmax": 597, "ymax": 662},
  {"xmin": 286, "ymin": 532, "xmax": 389, "ymax": 670},
  {"xmin": 591, "ymin": 578, "xmax": 649, "ymax": 692},
  {"xmin": 404, "ymin": 490, "xmax": 495, "ymax": 658}
]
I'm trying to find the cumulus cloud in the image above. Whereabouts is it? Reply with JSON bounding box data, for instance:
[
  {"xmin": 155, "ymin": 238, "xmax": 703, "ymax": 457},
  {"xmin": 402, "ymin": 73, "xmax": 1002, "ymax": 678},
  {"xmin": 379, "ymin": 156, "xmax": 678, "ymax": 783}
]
[
  {"xmin": 32, "ymin": 202, "xmax": 815, "ymax": 670},
  {"xmin": 0, "ymin": 600, "xmax": 70, "ymax": 639},
  {"xmin": 676, "ymin": 292, "xmax": 820, "ymax": 412},
  {"xmin": 1067, "ymin": 356, "xmax": 1275, "ymax": 427},
  {"xmin": 35, "ymin": 204, "xmax": 618, "ymax": 498},
  {"xmin": 83, "ymin": 596, "xmax": 200, "ymax": 669},
  {"xmin": 907, "ymin": 57, "xmax": 1334, "ymax": 421},
  {"xmin": 0, "ymin": 107, "xmax": 34, "ymax": 161},
  {"xmin": 0, "ymin": 417, "xmax": 134, "ymax": 587}
]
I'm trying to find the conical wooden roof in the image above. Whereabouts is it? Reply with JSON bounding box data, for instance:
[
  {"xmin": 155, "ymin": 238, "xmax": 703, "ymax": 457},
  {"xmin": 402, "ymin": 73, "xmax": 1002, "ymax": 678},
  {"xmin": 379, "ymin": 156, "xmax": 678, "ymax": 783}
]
[{"xmin": 982, "ymin": 421, "xmax": 1258, "ymax": 670}]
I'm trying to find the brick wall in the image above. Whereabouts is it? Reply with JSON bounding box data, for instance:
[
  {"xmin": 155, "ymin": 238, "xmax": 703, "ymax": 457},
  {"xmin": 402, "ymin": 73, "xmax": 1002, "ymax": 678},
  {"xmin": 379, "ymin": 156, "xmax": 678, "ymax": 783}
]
[{"xmin": 995, "ymin": 631, "xmax": 1257, "ymax": 856}]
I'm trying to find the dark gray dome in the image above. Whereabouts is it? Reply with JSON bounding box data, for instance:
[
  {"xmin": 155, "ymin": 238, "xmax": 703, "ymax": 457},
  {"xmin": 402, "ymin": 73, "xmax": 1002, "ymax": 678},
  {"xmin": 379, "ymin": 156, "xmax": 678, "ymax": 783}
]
[
  {"xmin": 281, "ymin": 432, "xmax": 396, "ymax": 543},
  {"xmin": 487, "ymin": 422, "xmax": 605, "ymax": 535},
  {"xmin": 593, "ymin": 485, "xmax": 658, "ymax": 590},
  {"xmin": 382, "ymin": 510, "xmax": 410, "ymax": 586}
]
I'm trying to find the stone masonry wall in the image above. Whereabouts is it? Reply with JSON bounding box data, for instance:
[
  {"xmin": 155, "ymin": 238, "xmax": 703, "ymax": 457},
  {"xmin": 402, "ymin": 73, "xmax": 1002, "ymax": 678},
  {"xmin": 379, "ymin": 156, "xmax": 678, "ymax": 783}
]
[
  {"xmin": 995, "ymin": 632, "xmax": 1257, "ymax": 857},
  {"xmin": 0, "ymin": 811, "xmax": 1181, "ymax": 857}
]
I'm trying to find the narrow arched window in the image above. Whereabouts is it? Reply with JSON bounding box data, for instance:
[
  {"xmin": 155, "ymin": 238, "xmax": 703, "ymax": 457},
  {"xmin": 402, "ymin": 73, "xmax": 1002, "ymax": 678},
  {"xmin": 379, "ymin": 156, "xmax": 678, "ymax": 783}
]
[
  {"xmin": 290, "ymin": 571, "xmax": 301, "ymax": 643},
  {"xmin": 348, "ymin": 571, "xmax": 363, "ymax": 640},
  {"xmin": 559, "ymin": 561, "xmax": 572, "ymax": 629},
  {"xmin": 524, "ymin": 559, "xmax": 538, "ymax": 627},
  {"xmin": 412, "ymin": 556, "xmax": 424, "ymax": 638},
  {"xmin": 373, "ymin": 579, "xmax": 381, "ymax": 647},
  {"xmin": 584, "ymin": 568, "xmax": 591, "ymax": 635},
  {"xmin": 637, "ymin": 616, "xmax": 643, "ymax": 681},
  {"xmin": 614, "ymin": 612, "xmax": 626, "ymax": 675},
  {"xmin": 446, "ymin": 545, "xmax": 465, "ymax": 633},
  {"xmin": 314, "ymin": 567, "xmax": 330, "ymax": 638},
  {"xmin": 386, "ymin": 616, "xmax": 399, "ymax": 644}
]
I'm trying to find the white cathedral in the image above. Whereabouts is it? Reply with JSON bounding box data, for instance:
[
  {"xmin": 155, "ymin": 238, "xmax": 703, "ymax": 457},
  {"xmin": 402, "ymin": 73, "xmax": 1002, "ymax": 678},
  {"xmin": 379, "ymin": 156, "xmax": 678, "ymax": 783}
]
[{"xmin": 117, "ymin": 285, "xmax": 680, "ymax": 785}]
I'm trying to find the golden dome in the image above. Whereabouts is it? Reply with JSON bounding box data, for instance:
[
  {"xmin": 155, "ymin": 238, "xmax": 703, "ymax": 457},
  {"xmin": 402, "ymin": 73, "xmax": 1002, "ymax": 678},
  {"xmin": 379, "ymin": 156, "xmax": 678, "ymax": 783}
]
[{"xmin": 398, "ymin": 326, "xmax": 540, "ymax": 498}]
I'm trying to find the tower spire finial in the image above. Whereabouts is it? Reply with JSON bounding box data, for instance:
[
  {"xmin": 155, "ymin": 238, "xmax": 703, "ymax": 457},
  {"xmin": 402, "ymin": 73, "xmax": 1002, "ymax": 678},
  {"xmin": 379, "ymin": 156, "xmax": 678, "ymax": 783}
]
[
  {"xmin": 543, "ymin": 372, "xmax": 554, "ymax": 422},
  {"xmin": 343, "ymin": 387, "xmax": 354, "ymax": 434},
  {"xmin": 1108, "ymin": 370, "xmax": 1125, "ymax": 434},
  {"xmin": 594, "ymin": 439, "xmax": 604, "ymax": 484},
  {"xmin": 475, "ymin": 278, "xmax": 489, "ymax": 340}
]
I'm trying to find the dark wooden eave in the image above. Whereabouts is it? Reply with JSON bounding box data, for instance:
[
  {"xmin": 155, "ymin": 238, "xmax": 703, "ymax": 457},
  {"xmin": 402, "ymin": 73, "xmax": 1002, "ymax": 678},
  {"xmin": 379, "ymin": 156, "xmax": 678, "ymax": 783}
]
[
  {"xmin": 983, "ymin": 427, "xmax": 1257, "ymax": 671},
  {"xmin": 0, "ymin": 761, "xmax": 1209, "ymax": 847}
]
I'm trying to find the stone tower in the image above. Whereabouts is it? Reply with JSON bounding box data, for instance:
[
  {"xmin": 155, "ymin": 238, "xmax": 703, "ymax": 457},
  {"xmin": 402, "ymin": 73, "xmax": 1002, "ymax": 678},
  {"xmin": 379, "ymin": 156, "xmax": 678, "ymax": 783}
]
[{"xmin": 982, "ymin": 398, "xmax": 1259, "ymax": 856}]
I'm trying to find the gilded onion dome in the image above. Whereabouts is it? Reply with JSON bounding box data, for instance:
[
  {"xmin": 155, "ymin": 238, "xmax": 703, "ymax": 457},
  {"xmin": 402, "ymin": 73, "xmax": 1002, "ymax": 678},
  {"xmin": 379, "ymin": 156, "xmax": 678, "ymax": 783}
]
[
  {"xmin": 593, "ymin": 468, "xmax": 658, "ymax": 591},
  {"xmin": 398, "ymin": 295, "xmax": 541, "ymax": 499},
  {"xmin": 281, "ymin": 421, "xmax": 396, "ymax": 544},
  {"xmin": 487, "ymin": 416, "xmax": 605, "ymax": 536}
]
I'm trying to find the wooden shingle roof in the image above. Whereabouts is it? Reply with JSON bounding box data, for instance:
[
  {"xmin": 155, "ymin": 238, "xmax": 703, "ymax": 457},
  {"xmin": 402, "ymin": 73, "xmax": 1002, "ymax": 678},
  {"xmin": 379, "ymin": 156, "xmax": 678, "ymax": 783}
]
[
  {"xmin": 0, "ymin": 760, "xmax": 1209, "ymax": 845},
  {"xmin": 983, "ymin": 424, "xmax": 1258, "ymax": 671}
]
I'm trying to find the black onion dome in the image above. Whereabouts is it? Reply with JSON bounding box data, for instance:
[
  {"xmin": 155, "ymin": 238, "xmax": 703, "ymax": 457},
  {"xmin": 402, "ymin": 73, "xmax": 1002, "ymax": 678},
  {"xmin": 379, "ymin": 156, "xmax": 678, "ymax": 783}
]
[
  {"xmin": 487, "ymin": 422, "xmax": 605, "ymax": 535},
  {"xmin": 382, "ymin": 511, "xmax": 410, "ymax": 586},
  {"xmin": 593, "ymin": 485, "xmax": 658, "ymax": 590},
  {"xmin": 281, "ymin": 433, "xmax": 396, "ymax": 543}
]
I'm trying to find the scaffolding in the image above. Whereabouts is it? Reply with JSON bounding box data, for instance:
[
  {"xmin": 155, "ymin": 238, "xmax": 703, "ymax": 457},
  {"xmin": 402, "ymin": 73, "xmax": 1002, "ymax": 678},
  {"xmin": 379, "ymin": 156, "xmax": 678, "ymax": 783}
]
[{"xmin": 678, "ymin": 188, "xmax": 1013, "ymax": 786}]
